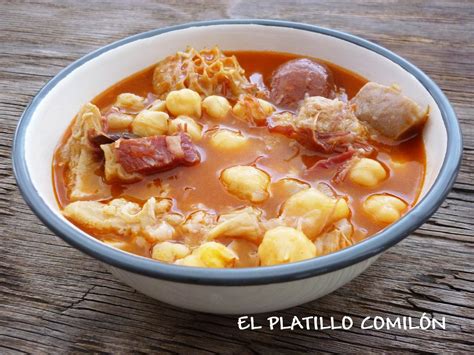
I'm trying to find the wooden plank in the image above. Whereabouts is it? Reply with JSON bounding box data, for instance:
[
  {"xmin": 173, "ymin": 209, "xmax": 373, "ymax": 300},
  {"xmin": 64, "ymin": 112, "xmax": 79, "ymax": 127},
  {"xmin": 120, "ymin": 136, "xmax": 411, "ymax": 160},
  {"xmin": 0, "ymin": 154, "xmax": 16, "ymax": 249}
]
[{"xmin": 0, "ymin": 0, "xmax": 472, "ymax": 352}]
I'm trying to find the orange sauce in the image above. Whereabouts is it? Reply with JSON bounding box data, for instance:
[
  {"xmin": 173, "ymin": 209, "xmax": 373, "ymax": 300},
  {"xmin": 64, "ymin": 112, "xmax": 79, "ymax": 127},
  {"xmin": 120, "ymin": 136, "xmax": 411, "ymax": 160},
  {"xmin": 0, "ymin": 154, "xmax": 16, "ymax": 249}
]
[{"xmin": 53, "ymin": 51, "xmax": 426, "ymax": 257}]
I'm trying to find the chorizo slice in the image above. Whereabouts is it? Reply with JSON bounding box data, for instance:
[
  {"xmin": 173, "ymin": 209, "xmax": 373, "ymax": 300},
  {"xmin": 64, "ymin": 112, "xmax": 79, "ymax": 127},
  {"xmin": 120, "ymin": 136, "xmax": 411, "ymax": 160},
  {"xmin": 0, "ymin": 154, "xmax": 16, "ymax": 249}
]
[
  {"xmin": 115, "ymin": 132, "xmax": 200, "ymax": 174},
  {"xmin": 101, "ymin": 133, "xmax": 200, "ymax": 182}
]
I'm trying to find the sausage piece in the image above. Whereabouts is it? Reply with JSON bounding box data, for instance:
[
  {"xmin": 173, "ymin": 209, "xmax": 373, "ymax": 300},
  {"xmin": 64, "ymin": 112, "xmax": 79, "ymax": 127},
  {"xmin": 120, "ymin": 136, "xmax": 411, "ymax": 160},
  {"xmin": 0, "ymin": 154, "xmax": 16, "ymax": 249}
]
[
  {"xmin": 270, "ymin": 58, "xmax": 335, "ymax": 109},
  {"xmin": 116, "ymin": 133, "xmax": 200, "ymax": 174},
  {"xmin": 101, "ymin": 133, "xmax": 201, "ymax": 183}
]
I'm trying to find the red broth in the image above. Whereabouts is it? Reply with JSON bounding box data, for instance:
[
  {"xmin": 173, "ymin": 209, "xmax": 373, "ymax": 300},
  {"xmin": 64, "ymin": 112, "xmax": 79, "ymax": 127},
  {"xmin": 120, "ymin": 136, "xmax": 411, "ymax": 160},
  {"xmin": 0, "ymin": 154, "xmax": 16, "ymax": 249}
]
[{"xmin": 53, "ymin": 51, "xmax": 425, "ymax": 258}]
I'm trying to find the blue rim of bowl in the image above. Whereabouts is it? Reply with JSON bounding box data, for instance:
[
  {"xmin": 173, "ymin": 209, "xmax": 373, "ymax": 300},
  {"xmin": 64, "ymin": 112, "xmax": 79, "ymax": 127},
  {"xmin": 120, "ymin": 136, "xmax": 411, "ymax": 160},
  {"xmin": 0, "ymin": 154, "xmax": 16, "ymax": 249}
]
[{"xmin": 13, "ymin": 19, "xmax": 462, "ymax": 286}]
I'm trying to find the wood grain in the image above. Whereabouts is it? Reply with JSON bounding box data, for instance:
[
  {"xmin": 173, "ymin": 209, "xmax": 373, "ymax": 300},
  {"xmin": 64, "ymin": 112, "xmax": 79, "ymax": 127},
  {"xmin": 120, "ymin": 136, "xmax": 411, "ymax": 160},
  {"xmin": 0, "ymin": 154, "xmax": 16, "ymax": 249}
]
[{"xmin": 1, "ymin": 0, "xmax": 473, "ymax": 353}]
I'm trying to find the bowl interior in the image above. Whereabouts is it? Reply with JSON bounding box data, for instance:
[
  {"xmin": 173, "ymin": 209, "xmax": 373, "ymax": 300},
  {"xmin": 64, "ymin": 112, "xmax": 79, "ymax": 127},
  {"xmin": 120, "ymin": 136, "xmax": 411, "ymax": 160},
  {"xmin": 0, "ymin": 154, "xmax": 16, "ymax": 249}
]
[{"xmin": 22, "ymin": 23, "xmax": 446, "ymax": 249}]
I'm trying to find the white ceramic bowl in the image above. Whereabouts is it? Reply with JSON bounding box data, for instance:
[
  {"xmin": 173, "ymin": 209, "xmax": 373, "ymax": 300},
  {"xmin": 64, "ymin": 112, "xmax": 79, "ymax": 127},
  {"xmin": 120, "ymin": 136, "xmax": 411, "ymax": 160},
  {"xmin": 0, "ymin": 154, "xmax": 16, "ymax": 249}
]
[{"xmin": 13, "ymin": 20, "xmax": 462, "ymax": 314}]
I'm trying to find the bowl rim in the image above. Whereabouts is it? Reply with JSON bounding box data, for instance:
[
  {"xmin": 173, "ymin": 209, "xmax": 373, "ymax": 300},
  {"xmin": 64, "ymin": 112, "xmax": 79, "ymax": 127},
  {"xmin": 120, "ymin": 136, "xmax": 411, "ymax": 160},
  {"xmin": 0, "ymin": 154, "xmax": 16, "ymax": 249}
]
[{"xmin": 12, "ymin": 19, "xmax": 463, "ymax": 286}]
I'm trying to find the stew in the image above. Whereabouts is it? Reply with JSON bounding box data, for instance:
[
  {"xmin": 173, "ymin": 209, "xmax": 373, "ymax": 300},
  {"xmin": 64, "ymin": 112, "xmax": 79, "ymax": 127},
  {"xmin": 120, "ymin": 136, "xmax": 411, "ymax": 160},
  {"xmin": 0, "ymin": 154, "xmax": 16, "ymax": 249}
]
[{"xmin": 53, "ymin": 48, "xmax": 427, "ymax": 268}]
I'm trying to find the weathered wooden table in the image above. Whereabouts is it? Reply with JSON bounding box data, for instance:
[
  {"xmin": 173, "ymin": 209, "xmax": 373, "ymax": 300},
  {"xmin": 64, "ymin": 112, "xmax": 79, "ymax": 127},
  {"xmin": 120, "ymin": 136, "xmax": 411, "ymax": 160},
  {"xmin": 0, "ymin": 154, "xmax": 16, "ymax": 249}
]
[{"xmin": 1, "ymin": 1, "xmax": 473, "ymax": 353}]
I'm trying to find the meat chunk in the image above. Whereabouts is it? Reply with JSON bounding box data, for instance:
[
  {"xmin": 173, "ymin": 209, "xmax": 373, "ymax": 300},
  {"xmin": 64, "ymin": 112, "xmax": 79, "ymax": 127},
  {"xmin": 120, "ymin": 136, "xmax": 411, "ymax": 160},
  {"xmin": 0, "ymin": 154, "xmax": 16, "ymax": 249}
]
[
  {"xmin": 121, "ymin": 132, "xmax": 199, "ymax": 173},
  {"xmin": 270, "ymin": 59, "xmax": 335, "ymax": 109},
  {"xmin": 103, "ymin": 132, "xmax": 200, "ymax": 178},
  {"xmin": 351, "ymin": 82, "xmax": 428, "ymax": 139},
  {"xmin": 269, "ymin": 96, "xmax": 368, "ymax": 153},
  {"xmin": 101, "ymin": 143, "xmax": 141, "ymax": 183}
]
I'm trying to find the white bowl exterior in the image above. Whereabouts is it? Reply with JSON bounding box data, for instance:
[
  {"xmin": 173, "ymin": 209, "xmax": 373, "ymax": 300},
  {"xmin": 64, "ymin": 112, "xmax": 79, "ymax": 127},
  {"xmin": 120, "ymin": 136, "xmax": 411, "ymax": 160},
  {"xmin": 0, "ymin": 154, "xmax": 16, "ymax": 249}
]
[
  {"xmin": 107, "ymin": 256, "xmax": 378, "ymax": 314},
  {"xmin": 22, "ymin": 24, "xmax": 448, "ymax": 313}
]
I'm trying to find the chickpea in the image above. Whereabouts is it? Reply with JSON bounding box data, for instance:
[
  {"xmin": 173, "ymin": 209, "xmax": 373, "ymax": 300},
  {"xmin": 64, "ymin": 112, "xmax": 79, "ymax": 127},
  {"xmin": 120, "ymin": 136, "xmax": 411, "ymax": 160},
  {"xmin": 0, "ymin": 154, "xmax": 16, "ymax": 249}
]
[
  {"xmin": 166, "ymin": 88, "xmax": 202, "ymax": 118},
  {"xmin": 363, "ymin": 194, "xmax": 407, "ymax": 224},
  {"xmin": 232, "ymin": 101, "xmax": 246, "ymax": 119},
  {"xmin": 202, "ymin": 95, "xmax": 231, "ymax": 120},
  {"xmin": 281, "ymin": 188, "xmax": 350, "ymax": 240},
  {"xmin": 258, "ymin": 226, "xmax": 316, "ymax": 266},
  {"xmin": 282, "ymin": 188, "xmax": 336, "ymax": 218},
  {"xmin": 132, "ymin": 110, "xmax": 169, "ymax": 137},
  {"xmin": 210, "ymin": 129, "xmax": 248, "ymax": 150},
  {"xmin": 175, "ymin": 242, "xmax": 237, "ymax": 268},
  {"xmin": 196, "ymin": 242, "xmax": 238, "ymax": 268},
  {"xmin": 221, "ymin": 165, "xmax": 270, "ymax": 203},
  {"xmin": 168, "ymin": 115, "xmax": 202, "ymax": 141},
  {"xmin": 174, "ymin": 254, "xmax": 205, "ymax": 267},
  {"xmin": 333, "ymin": 198, "xmax": 351, "ymax": 221},
  {"xmin": 257, "ymin": 98, "xmax": 275, "ymax": 115},
  {"xmin": 234, "ymin": 98, "xmax": 274, "ymax": 118},
  {"xmin": 148, "ymin": 99, "xmax": 167, "ymax": 112},
  {"xmin": 390, "ymin": 158, "xmax": 408, "ymax": 170},
  {"xmin": 232, "ymin": 96, "xmax": 274, "ymax": 124},
  {"xmin": 349, "ymin": 158, "xmax": 387, "ymax": 187},
  {"xmin": 151, "ymin": 242, "xmax": 190, "ymax": 263},
  {"xmin": 271, "ymin": 178, "xmax": 310, "ymax": 200},
  {"xmin": 115, "ymin": 93, "xmax": 145, "ymax": 112},
  {"xmin": 107, "ymin": 111, "xmax": 133, "ymax": 130}
]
